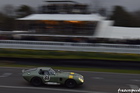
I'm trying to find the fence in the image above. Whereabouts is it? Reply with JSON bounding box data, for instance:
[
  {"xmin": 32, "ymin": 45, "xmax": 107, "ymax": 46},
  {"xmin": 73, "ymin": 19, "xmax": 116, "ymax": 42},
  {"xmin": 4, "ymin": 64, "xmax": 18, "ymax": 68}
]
[{"xmin": 0, "ymin": 40, "xmax": 140, "ymax": 54}]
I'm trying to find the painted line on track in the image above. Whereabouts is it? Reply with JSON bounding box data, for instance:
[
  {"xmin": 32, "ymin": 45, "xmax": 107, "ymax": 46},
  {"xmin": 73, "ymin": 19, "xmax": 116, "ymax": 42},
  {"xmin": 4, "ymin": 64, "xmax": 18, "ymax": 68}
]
[
  {"xmin": 0, "ymin": 73, "xmax": 12, "ymax": 77},
  {"xmin": 91, "ymin": 77, "xmax": 104, "ymax": 80},
  {"xmin": 131, "ymin": 79, "xmax": 140, "ymax": 82},
  {"xmin": 0, "ymin": 85, "xmax": 109, "ymax": 93},
  {"xmin": 129, "ymin": 85, "xmax": 139, "ymax": 89}
]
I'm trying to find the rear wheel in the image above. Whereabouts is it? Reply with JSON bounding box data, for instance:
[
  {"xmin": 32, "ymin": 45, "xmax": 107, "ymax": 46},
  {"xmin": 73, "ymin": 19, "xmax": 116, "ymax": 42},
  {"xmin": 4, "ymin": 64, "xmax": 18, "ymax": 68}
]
[
  {"xmin": 30, "ymin": 77, "xmax": 42, "ymax": 86},
  {"xmin": 65, "ymin": 79, "xmax": 77, "ymax": 88}
]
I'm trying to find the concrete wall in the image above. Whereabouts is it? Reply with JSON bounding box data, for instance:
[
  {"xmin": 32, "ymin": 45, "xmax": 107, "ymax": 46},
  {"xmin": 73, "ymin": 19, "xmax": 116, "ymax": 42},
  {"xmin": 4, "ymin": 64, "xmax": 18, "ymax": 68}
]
[
  {"xmin": 94, "ymin": 20, "xmax": 114, "ymax": 38},
  {"xmin": 110, "ymin": 27, "xmax": 140, "ymax": 39},
  {"xmin": 94, "ymin": 20, "xmax": 140, "ymax": 39}
]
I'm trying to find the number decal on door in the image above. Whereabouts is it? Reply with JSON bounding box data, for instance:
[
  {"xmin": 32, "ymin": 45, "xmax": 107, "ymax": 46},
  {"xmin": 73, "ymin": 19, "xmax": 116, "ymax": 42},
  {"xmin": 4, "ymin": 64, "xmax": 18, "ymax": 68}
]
[{"xmin": 43, "ymin": 75, "xmax": 50, "ymax": 81}]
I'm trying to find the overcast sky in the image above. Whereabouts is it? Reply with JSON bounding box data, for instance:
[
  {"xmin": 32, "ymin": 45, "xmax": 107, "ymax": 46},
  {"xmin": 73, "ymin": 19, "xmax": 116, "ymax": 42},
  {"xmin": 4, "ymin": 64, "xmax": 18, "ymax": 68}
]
[{"xmin": 0, "ymin": 0, "xmax": 140, "ymax": 12}]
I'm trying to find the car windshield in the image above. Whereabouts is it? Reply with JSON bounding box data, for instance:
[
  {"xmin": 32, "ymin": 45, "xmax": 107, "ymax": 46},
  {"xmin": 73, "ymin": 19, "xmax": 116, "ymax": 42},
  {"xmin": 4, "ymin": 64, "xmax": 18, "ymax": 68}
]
[
  {"xmin": 48, "ymin": 69, "xmax": 56, "ymax": 75},
  {"xmin": 26, "ymin": 68, "xmax": 37, "ymax": 72}
]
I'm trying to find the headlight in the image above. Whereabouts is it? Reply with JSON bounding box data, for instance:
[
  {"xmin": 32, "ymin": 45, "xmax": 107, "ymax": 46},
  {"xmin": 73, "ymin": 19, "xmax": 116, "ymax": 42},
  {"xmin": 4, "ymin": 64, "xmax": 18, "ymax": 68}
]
[{"xmin": 79, "ymin": 77, "xmax": 84, "ymax": 83}]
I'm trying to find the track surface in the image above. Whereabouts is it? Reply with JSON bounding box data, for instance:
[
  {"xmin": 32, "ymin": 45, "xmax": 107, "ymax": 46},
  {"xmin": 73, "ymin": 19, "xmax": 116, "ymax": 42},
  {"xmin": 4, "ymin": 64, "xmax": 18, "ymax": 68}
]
[{"xmin": 0, "ymin": 67, "xmax": 140, "ymax": 93}]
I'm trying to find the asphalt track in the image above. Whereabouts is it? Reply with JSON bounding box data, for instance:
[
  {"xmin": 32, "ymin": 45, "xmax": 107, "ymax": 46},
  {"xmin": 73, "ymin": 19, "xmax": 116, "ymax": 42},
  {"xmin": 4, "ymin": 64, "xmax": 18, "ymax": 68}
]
[{"xmin": 0, "ymin": 67, "xmax": 140, "ymax": 93}]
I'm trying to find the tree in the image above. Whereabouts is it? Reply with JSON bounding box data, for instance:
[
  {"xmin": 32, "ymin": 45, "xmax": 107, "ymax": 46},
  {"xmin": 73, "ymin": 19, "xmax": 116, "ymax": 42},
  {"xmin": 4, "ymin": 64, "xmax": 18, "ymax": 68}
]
[
  {"xmin": 98, "ymin": 8, "xmax": 107, "ymax": 16},
  {"xmin": 0, "ymin": 13, "xmax": 5, "ymax": 29},
  {"xmin": 0, "ymin": 5, "xmax": 35, "ymax": 31},
  {"xmin": 16, "ymin": 5, "xmax": 34, "ymax": 18},
  {"xmin": 133, "ymin": 10, "xmax": 140, "ymax": 20},
  {"xmin": 0, "ymin": 12, "xmax": 16, "ymax": 31},
  {"xmin": 109, "ymin": 6, "xmax": 139, "ymax": 27},
  {"xmin": 1, "ymin": 4, "xmax": 16, "ymax": 17}
]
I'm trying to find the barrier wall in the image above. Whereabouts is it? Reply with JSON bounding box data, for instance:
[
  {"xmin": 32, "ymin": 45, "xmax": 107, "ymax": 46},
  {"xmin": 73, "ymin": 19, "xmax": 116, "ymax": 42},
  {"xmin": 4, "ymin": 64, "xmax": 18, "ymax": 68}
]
[{"xmin": 0, "ymin": 40, "xmax": 140, "ymax": 54}]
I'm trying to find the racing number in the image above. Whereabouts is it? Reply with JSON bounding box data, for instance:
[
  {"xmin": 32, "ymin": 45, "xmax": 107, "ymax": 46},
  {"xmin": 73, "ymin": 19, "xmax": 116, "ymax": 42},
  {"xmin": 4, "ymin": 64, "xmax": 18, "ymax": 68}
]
[{"xmin": 43, "ymin": 75, "xmax": 50, "ymax": 81}]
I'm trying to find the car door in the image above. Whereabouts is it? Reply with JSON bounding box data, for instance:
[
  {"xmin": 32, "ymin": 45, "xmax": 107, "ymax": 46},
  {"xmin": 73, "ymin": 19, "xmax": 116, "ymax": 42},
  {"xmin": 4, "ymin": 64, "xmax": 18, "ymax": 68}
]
[
  {"xmin": 49, "ymin": 74, "xmax": 58, "ymax": 83},
  {"xmin": 42, "ymin": 71, "xmax": 50, "ymax": 82},
  {"xmin": 43, "ymin": 70, "xmax": 58, "ymax": 83}
]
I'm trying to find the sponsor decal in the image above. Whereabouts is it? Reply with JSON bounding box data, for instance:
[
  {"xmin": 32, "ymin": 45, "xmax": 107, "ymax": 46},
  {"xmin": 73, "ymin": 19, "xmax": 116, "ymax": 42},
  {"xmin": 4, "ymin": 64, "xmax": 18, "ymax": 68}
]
[
  {"xmin": 69, "ymin": 75, "xmax": 73, "ymax": 79},
  {"xmin": 70, "ymin": 72, "xmax": 75, "ymax": 74}
]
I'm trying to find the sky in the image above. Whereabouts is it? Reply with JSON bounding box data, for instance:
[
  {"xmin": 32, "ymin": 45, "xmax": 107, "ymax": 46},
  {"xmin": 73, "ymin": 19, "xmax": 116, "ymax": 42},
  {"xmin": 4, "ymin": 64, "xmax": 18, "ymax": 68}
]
[{"xmin": 0, "ymin": 0, "xmax": 140, "ymax": 12}]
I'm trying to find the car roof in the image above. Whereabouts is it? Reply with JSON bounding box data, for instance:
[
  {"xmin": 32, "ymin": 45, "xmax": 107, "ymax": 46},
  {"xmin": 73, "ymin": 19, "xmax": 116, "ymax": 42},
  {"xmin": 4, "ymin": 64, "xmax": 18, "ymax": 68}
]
[{"xmin": 37, "ymin": 67, "xmax": 52, "ymax": 70}]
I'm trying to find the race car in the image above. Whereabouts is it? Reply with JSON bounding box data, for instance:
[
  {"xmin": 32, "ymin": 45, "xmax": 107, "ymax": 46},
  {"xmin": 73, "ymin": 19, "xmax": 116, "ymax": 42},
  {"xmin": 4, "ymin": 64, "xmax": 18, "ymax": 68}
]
[{"xmin": 22, "ymin": 67, "xmax": 84, "ymax": 88}]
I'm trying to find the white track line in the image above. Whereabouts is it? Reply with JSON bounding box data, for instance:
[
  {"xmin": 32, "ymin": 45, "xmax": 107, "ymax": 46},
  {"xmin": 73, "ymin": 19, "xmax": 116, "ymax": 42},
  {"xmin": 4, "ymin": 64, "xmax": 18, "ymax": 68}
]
[
  {"xmin": 131, "ymin": 79, "xmax": 140, "ymax": 82},
  {"xmin": 92, "ymin": 77, "xmax": 104, "ymax": 80},
  {"xmin": 129, "ymin": 85, "xmax": 139, "ymax": 89},
  {"xmin": 0, "ymin": 73, "xmax": 12, "ymax": 77}
]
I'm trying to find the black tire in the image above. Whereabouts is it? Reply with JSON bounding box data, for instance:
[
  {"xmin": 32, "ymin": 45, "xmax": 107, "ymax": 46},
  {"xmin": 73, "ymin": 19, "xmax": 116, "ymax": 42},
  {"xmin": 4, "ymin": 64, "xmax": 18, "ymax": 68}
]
[
  {"xmin": 65, "ymin": 79, "xmax": 77, "ymax": 88},
  {"xmin": 30, "ymin": 77, "xmax": 42, "ymax": 86}
]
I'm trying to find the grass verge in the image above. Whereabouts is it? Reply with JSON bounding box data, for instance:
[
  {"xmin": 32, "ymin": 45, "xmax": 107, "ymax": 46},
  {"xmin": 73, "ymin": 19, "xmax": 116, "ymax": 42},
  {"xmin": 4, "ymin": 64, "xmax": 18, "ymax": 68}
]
[
  {"xmin": 0, "ymin": 48, "xmax": 140, "ymax": 74},
  {"xmin": 0, "ymin": 62, "xmax": 140, "ymax": 74}
]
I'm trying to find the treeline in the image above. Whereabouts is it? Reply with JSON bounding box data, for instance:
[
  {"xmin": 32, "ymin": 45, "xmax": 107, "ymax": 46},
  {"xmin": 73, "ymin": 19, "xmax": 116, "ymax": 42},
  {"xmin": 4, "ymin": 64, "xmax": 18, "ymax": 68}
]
[
  {"xmin": 109, "ymin": 6, "xmax": 140, "ymax": 27},
  {"xmin": 0, "ymin": 5, "xmax": 34, "ymax": 31},
  {"xmin": 0, "ymin": 5, "xmax": 140, "ymax": 31}
]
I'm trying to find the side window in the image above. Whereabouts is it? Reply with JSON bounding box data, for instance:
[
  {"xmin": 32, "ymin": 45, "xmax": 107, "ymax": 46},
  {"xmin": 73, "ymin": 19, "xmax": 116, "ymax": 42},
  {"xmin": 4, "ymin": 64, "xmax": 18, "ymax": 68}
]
[
  {"xmin": 44, "ymin": 71, "xmax": 49, "ymax": 75},
  {"xmin": 39, "ymin": 69, "xmax": 45, "ymax": 75},
  {"xmin": 48, "ymin": 69, "xmax": 55, "ymax": 75},
  {"xmin": 39, "ymin": 69, "xmax": 49, "ymax": 75}
]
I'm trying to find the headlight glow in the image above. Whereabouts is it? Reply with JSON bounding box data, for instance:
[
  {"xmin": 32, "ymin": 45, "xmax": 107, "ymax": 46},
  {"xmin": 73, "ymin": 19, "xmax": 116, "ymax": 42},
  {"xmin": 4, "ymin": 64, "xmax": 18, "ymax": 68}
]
[{"xmin": 79, "ymin": 77, "xmax": 84, "ymax": 83}]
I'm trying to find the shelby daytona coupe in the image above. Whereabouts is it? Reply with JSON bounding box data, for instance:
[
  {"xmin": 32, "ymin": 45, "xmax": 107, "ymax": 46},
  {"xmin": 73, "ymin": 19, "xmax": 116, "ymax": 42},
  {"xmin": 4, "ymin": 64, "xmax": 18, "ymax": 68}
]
[{"xmin": 22, "ymin": 67, "xmax": 84, "ymax": 88}]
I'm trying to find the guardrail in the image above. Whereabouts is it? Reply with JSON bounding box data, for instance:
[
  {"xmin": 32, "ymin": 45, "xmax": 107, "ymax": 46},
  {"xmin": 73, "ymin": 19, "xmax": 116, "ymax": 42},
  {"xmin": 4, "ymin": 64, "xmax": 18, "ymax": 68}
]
[{"xmin": 0, "ymin": 40, "xmax": 140, "ymax": 54}]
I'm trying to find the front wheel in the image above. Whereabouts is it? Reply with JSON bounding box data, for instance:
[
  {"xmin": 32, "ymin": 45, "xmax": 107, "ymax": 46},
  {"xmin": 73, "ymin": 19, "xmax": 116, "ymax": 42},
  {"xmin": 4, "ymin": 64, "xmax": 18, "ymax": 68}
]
[
  {"xmin": 30, "ymin": 77, "xmax": 42, "ymax": 86},
  {"xmin": 65, "ymin": 79, "xmax": 77, "ymax": 88}
]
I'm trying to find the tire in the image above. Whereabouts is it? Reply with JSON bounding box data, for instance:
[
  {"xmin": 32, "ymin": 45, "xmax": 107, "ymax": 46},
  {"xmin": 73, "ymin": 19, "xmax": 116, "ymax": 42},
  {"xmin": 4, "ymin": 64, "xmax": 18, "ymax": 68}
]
[
  {"xmin": 30, "ymin": 77, "xmax": 42, "ymax": 86},
  {"xmin": 65, "ymin": 79, "xmax": 77, "ymax": 88}
]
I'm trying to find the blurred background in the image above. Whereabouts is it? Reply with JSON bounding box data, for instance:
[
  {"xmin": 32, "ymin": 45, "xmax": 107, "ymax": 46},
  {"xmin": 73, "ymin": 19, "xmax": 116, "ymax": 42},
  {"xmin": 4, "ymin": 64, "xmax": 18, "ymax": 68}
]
[
  {"xmin": 0, "ymin": 1, "xmax": 140, "ymax": 93},
  {"xmin": 0, "ymin": 0, "xmax": 140, "ymax": 59},
  {"xmin": 0, "ymin": 0, "xmax": 140, "ymax": 44}
]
